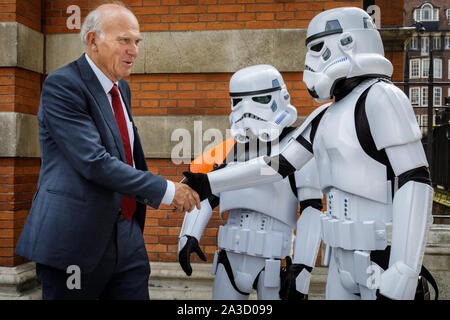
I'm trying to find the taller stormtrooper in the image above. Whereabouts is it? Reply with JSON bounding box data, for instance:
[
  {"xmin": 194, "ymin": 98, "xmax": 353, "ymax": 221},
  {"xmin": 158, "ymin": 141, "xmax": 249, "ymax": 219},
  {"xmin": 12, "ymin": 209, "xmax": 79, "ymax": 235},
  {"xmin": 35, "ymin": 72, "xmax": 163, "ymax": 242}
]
[
  {"xmin": 183, "ymin": 7, "xmax": 434, "ymax": 300},
  {"xmin": 178, "ymin": 65, "xmax": 324, "ymax": 300}
]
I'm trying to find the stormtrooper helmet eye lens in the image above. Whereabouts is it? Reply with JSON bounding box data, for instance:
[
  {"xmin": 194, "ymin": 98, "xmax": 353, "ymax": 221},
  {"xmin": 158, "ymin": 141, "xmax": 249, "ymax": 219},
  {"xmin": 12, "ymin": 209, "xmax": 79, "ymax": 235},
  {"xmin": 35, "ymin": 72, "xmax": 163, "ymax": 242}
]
[
  {"xmin": 310, "ymin": 41, "xmax": 324, "ymax": 52},
  {"xmin": 232, "ymin": 98, "xmax": 242, "ymax": 106},
  {"xmin": 252, "ymin": 95, "xmax": 271, "ymax": 104}
]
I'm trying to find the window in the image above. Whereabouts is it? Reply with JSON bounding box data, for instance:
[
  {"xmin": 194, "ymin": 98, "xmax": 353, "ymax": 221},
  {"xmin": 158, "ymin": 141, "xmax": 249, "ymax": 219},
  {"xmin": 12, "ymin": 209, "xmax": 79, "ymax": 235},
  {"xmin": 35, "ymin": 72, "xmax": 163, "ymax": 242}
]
[
  {"xmin": 433, "ymin": 36, "xmax": 441, "ymax": 50},
  {"xmin": 421, "ymin": 87, "xmax": 428, "ymax": 107},
  {"xmin": 422, "ymin": 58, "xmax": 430, "ymax": 78},
  {"xmin": 410, "ymin": 87, "xmax": 420, "ymax": 106},
  {"xmin": 410, "ymin": 59, "xmax": 420, "ymax": 78},
  {"xmin": 422, "ymin": 4, "xmax": 432, "ymax": 21},
  {"xmin": 447, "ymin": 9, "xmax": 450, "ymax": 23},
  {"xmin": 421, "ymin": 37, "xmax": 429, "ymax": 55},
  {"xmin": 448, "ymin": 59, "xmax": 450, "ymax": 79},
  {"xmin": 410, "ymin": 87, "xmax": 442, "ymax": 107},
  {"xmin": 434, "ymin": 58, "xmax": 442, "ymax": 78},
  {"xmin": 415, "ymin": 115, "xmax": 421, "ymax": 126},
  {"xmin": 433, "ymin": 8, "xmax": 439, "ymax": 21},
  {"xmin": 414, "ymin": 9, "xmax": 420, "ymax": 21},
  {"xmin": 416, "ymin": 4, "xmax": 440, "ymax": 22},
  {"xmin": 416, "ymin": 114, "xmax": 428, "ymax": 135},
  {"xmin": 445, "ymin": 37, "xmax": 450, "ymax": 50},
  {"xmin": 410, "ymin": 36, "xmax": 418, "ymax": 50},
  {"xmin": 434, "ymin": 87, "xmax": 442, "ymax": 106},
  {"xmin": 416, "ymin": 114, "xmax": 425, "ymax": 127}
]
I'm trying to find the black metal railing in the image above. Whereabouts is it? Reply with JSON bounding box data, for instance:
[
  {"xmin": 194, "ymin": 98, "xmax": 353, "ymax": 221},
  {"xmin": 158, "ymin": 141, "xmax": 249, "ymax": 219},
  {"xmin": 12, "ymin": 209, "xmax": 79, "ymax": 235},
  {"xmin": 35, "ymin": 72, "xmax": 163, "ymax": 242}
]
[{"xmin": 432, "ymin": 123, "xmax": 450, "ymax": 189}]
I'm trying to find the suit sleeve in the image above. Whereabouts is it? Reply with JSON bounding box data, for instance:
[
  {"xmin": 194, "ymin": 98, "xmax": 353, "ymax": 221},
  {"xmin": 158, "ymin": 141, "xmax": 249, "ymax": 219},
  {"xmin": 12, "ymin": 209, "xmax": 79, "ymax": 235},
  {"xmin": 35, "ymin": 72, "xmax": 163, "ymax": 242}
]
[{"xmin": 40, "ymin": 72, "xmax": 167, "ymax": 209}]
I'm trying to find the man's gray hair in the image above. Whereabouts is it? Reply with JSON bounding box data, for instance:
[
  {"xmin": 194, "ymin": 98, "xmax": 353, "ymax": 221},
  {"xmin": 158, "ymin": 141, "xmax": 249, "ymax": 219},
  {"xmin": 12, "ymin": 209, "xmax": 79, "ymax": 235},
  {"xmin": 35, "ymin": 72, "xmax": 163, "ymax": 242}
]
[
  {"xmin": 80, "ymin": 9, "xmax": 103, "ymax": 46},
  {"xmin": 80, "ymin": 2, "xmax": 129, "ymax": 47}
]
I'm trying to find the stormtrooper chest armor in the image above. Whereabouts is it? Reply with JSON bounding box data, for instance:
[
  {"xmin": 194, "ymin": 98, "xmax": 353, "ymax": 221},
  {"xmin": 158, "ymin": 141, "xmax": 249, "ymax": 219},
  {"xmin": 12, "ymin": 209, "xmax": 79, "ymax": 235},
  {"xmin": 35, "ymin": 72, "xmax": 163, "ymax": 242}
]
[
  {"xmin": 313, "ymin": 79, "xmax": 393, "ymax": 251},
  {"xmin": 313, "ymin": 79, "xmax": 391, "ymax": 204}
]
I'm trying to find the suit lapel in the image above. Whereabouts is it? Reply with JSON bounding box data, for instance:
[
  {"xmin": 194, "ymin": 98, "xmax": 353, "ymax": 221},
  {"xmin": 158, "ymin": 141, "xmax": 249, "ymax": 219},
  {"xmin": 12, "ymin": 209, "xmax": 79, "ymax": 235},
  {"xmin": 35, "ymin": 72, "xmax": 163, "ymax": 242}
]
[
  {"xmin": 76, "ymin": 54, "xmax": 126, "ymax": 162},
  {"xmin": 117, "ymin": 81, "xmax": 133, "ymax": 123},
  {"xmin": 118, "ymin": 81, "xmax": 146, "ymax": 170}
]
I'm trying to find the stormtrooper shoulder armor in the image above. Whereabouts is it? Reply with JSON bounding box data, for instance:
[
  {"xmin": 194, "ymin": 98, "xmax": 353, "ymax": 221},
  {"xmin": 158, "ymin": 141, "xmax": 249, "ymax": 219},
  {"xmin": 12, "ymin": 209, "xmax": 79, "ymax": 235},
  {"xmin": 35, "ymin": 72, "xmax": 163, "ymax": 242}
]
[
  {"xmin": 365, "ymin": 81, "xmax": 422, "ymax": 150},
  {"xmin": 280, "ymin": 102, "xmax": 331, "ymax": 172},
  {"xmin": 294, "ymin": 158, "xmax": 322, "ymax": 202},
  {"xmin": 287, "ymin": 102, "xmax": 332, "ymax": 147}
]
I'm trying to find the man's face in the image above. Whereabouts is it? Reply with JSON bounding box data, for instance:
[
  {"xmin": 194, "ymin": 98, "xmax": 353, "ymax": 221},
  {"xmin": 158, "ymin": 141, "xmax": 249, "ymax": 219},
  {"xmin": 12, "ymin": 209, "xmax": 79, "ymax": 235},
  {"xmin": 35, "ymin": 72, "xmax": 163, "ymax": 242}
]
[{"xmin": 93, "ymin": 9, "xmax": 142, "ymax": 82}]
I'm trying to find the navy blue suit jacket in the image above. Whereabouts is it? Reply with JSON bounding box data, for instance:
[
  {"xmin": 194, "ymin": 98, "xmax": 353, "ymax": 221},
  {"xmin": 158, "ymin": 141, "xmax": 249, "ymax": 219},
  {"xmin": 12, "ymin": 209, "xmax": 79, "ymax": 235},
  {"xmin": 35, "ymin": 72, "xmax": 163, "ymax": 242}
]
[{"xmin": 16, "ymin": 55, "xmax": 167, "ymax": 273}]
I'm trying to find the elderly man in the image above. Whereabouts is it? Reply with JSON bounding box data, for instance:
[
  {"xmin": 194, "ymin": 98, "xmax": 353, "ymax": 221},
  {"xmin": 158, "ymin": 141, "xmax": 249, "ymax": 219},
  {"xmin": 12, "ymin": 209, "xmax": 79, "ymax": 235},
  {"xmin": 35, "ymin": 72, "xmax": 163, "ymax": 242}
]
[{"xmin": 15, "ymin": 2, "xmax": 200, "ymax": 300}]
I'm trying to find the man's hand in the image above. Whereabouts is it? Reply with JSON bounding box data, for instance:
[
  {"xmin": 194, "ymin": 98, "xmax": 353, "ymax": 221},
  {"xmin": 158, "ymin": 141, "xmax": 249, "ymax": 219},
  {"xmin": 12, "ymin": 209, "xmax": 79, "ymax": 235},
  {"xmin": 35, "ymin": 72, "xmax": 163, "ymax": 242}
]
[{"xmin": 172, "ymin": 182, "xmax": 201, "ymax": 213}]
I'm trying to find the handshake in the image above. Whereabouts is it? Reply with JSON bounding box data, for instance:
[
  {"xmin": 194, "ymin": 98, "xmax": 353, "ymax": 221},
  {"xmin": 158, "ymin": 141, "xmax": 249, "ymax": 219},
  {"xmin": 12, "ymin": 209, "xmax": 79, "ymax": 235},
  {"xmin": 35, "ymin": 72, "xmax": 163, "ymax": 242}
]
[{"xmin": 170, "ymin": 172, "xmax": 212, "ymax": 213}]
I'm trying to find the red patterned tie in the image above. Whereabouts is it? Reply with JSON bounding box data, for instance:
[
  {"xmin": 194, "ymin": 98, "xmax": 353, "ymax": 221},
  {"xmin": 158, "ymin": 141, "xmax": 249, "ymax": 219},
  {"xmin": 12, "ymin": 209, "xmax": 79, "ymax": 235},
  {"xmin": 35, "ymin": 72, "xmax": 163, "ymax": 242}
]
[{"xmin": 109, "ymin": 84, "xmax": 136, "ymax": 221}]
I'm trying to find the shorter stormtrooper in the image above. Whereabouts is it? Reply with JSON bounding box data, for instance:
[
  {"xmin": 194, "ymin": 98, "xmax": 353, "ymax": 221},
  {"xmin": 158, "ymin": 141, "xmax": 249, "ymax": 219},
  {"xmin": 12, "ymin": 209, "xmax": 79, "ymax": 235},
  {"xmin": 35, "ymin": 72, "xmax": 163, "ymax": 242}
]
[{"xmin": 178, "ymin": 65, "xmax": 324, "ymax": 300}]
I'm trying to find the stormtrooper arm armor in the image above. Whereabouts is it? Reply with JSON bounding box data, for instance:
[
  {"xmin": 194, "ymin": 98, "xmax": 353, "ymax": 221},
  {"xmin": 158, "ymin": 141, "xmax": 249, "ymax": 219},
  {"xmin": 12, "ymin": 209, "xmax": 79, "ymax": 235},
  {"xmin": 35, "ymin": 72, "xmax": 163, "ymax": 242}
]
[
  {"xmin": 206, "ymin": 136, "xmax": 313, "ymax": 194},
  {"xmin": 178, "ymin": 198, "xmax": 215, "ymax": 276},
  {"xmin": 179, "ymin": 198, "xmax": 214, "ymax": 243},
  {"xmin": 365, "ymin": 82, "xmax": 434, "ymax": 300},
  {"xmin": 279, "ymin": 158, "xmax": 323, "ymax": 299},
  {"xmin": 184, "ymin": 131, "xmax": 313, "ymax": 201},
  {"xmin": 291, "ymin": 158, "xmax": 324, "ymax": 295}
]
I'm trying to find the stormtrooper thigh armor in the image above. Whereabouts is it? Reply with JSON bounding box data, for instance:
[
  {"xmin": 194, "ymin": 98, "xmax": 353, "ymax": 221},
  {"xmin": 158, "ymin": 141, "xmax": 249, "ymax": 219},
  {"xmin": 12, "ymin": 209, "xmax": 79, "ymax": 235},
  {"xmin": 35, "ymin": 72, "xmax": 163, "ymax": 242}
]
[{"xmin": 211, "ymin": 210, "xmax": 291, "ymax": 300}]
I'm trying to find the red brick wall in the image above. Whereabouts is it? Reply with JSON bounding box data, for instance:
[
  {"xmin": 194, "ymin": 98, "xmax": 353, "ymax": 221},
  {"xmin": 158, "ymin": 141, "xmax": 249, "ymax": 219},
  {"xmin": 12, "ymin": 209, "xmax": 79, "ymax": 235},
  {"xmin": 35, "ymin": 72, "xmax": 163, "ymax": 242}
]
[
  {"xmin": 385, "ymin": 51, "xmax": 405, "ymax": 83},
  {"xmin": 0, "ymin": 67, "xmax": 41, "ymax": 267},
  {"xmin": 375, "ymin": 0, "xmax": 404, "ymax": 27},
  {"xmin": 127, "ymin": 72, "xmax": 318, "ymax": 117},
  {"xmin": 0, "ymin": 0, "xmax": 42, "ymax": 32},
  {"xmin": 0, "ymin": 68, "xmax": 42, "ymax": 115},
  {"xmin": 44, "ymin": 0, "xmax": 362, "ymax": 34},
  {"xmin": 0, "ymin": 158, "xmax": 40, "ymax": 267}
]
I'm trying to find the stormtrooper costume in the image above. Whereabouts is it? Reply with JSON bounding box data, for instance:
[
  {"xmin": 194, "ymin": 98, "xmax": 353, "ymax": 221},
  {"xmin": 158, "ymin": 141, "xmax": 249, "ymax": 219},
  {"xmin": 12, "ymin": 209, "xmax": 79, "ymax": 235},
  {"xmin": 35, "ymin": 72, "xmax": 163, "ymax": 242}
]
[
  {"xmin": 178, "ymin": 65, "xmax": 324, "ymax": 300},
  {"xmin": 183, "ymin": 7, "xmax": 435, "ymax": 300}
]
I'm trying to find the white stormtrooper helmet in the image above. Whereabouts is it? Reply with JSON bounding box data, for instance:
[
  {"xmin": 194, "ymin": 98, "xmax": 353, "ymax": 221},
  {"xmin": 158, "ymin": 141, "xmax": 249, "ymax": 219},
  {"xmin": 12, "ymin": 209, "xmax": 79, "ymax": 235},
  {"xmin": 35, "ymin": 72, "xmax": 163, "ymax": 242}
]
[
  {"xmin": 229, "ymin": 65, "xmax": 297, "ymax": 143},
  {"xmin": 303, "ymin": 7, "xmax": 393, "ymax": 102}
]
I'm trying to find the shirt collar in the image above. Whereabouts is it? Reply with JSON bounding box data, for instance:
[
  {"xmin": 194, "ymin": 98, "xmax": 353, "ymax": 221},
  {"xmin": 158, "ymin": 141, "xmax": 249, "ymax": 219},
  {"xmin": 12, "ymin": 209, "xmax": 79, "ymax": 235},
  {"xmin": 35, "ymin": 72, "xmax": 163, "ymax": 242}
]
[{"xmin": 84, "ymin": 53, "xmax": 118, "ymax": 95}]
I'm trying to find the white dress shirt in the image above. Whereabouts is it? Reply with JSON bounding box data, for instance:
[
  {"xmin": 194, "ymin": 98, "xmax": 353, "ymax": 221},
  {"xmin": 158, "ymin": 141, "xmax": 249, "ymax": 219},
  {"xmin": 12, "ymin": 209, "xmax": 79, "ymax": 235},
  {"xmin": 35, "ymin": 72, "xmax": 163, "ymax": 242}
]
[{"xmin": 84, "ymin": 53, "xmax": 175, "ymax": 205}]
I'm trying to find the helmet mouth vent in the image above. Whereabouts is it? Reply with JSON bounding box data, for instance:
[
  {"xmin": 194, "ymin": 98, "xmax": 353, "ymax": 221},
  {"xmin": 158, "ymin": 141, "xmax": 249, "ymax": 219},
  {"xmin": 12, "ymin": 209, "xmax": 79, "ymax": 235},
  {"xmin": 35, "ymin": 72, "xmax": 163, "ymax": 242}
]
[
  {"xmin": 305, "ymin": 65, "xmax": 315, "ymax": 72},
  {"xmin": 235, "ymin": 113, "xmax": 267, "ymax": 124}
]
